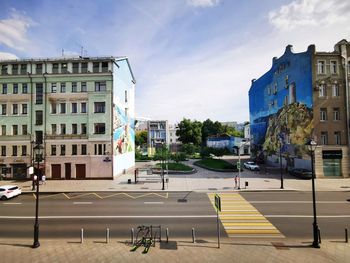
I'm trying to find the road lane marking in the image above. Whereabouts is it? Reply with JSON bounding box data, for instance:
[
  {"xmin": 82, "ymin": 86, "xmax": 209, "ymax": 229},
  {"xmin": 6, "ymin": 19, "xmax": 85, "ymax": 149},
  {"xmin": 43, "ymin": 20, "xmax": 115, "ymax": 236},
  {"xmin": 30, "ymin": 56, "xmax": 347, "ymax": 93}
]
[
  {"xmin": 73, "ymin": 202, "xmax": 93, "ymax": 205},
  {"xmin": 3, "ymin": 203, "xmax": 22, "ymax": 205},
  {"xmin": 249, "ymin": 201, "xmax": 349, "ymax": 204},
  {"xmin": 208, "ymin": 192, "xmax": 284, "ymax": 238},
  {"xmin": 144, "ymin": 202, "xmax": 164, "ymax": 204},
  {"xmin": 0, "ymin": 215, "xmax": 217, "ymax": 219}
]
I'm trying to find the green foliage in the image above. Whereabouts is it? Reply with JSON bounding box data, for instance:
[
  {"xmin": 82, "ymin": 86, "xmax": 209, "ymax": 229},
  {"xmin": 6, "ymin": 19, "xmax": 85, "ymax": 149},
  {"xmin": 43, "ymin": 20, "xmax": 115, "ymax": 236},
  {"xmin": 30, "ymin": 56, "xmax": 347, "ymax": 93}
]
[
  {"xmin": 170, "ymin": 152, "xmax": 187, "ymax": 163},
  {"xmin": 195, "ymin": 158, "xmax": 237, "ymax": 170},
  {"xmin": 200, "ymin": 147, "xmax": 230, "ymax": 158},
  {"xmin": 222, "ymin": 125, "xmax": 244, "ymax": 138},
  {"xmin": 201, "ymin": 119, "xmax": 224, "ymax": 144},
  {"xmin": 135, "ymin": 130, "xmax": 148, "ymax": 146},
  {"xmin": 135, "ymin": 148, "xmax": 151, "ymax": 161},
  {"xmin": 200, "ymin": 147, "xmax": 211, "ymax": 158},
  {"xmin": 180, "ymin": 143, "xmax": 199, "ymax": 156},
  {"xmin": 176, "ymin": 118, "xmax": 202, "ymax": 146},
  {"xmin": 153, "ymin": 144, "xmax": 170, "ymax": 161},
  {"xmin": 155, "ymin": 162, "xmax": 193, "ymax": 171}
]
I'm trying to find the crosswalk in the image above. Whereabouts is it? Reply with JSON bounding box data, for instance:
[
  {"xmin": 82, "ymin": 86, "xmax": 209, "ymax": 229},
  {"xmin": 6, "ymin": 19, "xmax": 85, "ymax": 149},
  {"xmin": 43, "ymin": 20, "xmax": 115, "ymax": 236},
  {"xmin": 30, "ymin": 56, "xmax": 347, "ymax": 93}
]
[{"xmin": 208, "ymin": 192, "xmax": 284, "ymax": 238}]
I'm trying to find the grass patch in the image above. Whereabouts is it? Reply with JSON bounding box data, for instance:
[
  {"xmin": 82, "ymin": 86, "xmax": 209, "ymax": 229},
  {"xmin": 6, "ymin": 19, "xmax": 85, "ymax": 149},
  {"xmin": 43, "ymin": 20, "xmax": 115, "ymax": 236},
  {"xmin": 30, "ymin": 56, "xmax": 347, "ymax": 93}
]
[
  {"xmin": 194, "ymin": 158, "xmax": 236, "ymax": 170},
  {"xmin": 155, "ymin": 162, "xmax": 193, "ymax": 171}
]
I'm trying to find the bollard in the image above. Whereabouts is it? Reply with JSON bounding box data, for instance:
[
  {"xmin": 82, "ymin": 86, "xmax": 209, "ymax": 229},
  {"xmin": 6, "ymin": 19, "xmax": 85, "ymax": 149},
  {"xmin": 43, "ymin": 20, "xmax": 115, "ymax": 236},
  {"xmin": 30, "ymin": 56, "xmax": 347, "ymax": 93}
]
[
  {"xmin": 131, "ymin": 228, "xmax": 134, "ymax": 245},
  {"xmin": 106, "ymin": 228, "xmax": 110, "ymax": 244},
  {"xmin": 192, "ymin": 228, "xmax": 196, "ymax": 243},
  {"xmin": 346, "ymin": 228, "xmax": 348, "ymax": 243},
  {"xmin": 166, "ymin": 228, "xmax": 169, "ymax": 243},
  {"xmin": 81, "ymin": 228, "xmax": 84, "ymax": 244}
]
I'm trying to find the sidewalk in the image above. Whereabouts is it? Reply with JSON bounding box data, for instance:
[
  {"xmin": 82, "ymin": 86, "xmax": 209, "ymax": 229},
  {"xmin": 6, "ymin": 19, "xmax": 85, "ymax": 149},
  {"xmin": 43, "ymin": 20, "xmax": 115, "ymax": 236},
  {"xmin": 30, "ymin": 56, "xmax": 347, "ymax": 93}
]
[{"xmin": 0, "ymin": 238, "xmax": 348, "ymax": 263}]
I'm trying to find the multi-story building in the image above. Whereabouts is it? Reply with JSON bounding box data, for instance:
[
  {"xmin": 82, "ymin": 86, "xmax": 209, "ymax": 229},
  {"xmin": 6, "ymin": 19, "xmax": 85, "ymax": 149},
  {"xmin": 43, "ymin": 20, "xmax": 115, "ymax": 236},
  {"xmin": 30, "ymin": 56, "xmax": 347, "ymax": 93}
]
[
  {"xmin": 249, "ymin": 40, "xmax": 350, "ymax": 178},
  {"xmin": 0, "ymin": 56, "xmax": 135, "ymax": 179},
  {"xmin": 169, "ymin": 124, "xmax": 181, "ymax": 152},
  {"xmin": 147, "ymin": 120, "xmax": 169, "ymax": 156}
]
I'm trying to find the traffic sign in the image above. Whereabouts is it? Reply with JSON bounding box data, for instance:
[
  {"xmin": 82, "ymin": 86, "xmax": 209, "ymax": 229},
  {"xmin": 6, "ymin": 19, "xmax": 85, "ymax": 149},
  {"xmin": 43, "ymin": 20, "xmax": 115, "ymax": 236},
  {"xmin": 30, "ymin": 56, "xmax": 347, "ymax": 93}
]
[{"xmin": 214, "ymin": 194, "xmax": 221, "ymax": 212}]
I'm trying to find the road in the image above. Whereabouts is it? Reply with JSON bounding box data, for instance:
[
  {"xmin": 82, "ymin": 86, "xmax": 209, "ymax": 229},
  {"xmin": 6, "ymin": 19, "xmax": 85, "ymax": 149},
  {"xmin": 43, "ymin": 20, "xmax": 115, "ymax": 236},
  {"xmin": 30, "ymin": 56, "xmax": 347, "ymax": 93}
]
[{"xmin": 0, "ymin": 191, "xmax": 349, "ymax": 240}]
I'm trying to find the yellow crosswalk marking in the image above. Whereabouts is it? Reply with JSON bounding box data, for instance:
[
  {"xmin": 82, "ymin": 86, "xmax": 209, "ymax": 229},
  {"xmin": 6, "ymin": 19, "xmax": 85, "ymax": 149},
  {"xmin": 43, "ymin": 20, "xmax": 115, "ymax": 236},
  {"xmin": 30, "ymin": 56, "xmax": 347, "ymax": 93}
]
[{"xmin": 208, "ymin": 192, "xmax": 284, "ymax": 238}]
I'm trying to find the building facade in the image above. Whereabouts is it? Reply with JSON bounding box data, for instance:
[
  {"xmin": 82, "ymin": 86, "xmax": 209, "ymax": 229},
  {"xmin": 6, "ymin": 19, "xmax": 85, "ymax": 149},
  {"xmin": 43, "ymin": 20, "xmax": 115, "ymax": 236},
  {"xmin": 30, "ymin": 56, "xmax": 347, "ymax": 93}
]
[
  {"xmin": 0, "ymin": 56, "xmax": 135, "ymax": 179},
  {"xmin": 207, "ymin": 134, "xmax": 249, "ymax": 155},
  {"xmin": 147, "ymin": 120, "xmax": 169, "ymax": 156},
  {"xmin": 249, "ymin": 40, "xmax": 350, "ymax": 178},
  {"xmin": 169, "ymin": 124, "xmax": 181, "ymax": 152}
]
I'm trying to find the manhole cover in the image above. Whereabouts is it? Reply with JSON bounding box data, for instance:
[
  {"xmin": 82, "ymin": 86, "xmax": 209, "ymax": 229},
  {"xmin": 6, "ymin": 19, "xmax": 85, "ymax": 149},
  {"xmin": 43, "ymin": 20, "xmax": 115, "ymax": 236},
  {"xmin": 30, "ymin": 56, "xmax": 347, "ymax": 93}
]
[
  {"xmin": 177, "ymin": 199, "xmax": 187, "ymax": 203},
  {"xmin": 141, "ymin": 187, "xmax": 149, "ymax": 189},
  {"xmin": 208, "ymin": 188, "xmax": 217, "ymax": 190}
]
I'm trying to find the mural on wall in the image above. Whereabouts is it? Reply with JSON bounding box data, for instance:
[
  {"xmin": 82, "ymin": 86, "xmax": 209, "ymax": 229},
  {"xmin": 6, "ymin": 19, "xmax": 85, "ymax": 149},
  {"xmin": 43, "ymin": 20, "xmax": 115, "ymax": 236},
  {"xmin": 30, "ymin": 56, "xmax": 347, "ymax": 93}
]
[
  {"xmin": 113, "ymin": 104, "xmax": 134, "ymax": 155},
  {"xmin": 249, "ymin": 45, "xmax": 314, "ymax": 160}
]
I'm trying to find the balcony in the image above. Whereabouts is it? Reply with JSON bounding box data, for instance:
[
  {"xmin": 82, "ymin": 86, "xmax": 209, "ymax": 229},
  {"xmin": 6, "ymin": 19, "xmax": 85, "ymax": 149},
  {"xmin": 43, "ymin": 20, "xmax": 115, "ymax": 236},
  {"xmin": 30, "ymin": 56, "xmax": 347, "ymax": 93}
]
[{"xmin": 45, "ymin": 134, "xmax": 88, "ymax": 140}]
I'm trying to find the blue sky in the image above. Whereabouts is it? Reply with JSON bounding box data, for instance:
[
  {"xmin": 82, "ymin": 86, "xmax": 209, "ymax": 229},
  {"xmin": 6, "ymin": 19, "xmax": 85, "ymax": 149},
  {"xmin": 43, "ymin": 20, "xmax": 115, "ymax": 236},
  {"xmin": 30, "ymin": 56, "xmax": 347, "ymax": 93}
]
[{"xmin": 1, "ymin": 0, "xmax": 350, "ymax": 124}]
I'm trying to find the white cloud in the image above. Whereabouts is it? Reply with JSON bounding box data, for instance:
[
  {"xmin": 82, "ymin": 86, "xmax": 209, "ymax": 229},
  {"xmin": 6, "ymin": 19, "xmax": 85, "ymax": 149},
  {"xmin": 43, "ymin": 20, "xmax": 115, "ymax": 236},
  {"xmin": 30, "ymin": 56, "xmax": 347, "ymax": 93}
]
[
  {"xmin": 0, "ymin": 52, "xmax": 18, "ymax": 60},
  {"xmin": 0, "ymin": 8, "xmax": 36, "ymax": 50},
  {"xmin": 269, "ymin": 0, "xmax": 350, "ymax": 31},
  {"xmin": 187, "ymin": 0, "xmax": 220, "ymax": 8}
]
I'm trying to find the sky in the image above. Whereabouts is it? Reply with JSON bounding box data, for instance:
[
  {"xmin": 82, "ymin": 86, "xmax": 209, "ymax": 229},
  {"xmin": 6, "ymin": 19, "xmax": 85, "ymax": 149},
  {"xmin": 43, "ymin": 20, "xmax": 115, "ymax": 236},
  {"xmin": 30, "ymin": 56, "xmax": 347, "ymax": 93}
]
[{"xmin": 1, "ymin": 0, "xmax": 350, "ymax": 124}]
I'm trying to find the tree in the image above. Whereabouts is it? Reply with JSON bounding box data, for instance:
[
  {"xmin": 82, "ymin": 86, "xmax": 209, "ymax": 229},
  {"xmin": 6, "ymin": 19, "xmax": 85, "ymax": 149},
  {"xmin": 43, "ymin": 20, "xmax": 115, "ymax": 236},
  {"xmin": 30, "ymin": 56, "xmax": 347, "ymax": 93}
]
[
  {"xmin": 223, "ymin": 125, "xmax": 244, "ymax": 138},
  {"xmin": 135, "ymin": 130, "xmax": 148, "ymax": 147},
  {"xmin": 202, "ymin": 119, "xmax": 224, "ymax": 145},
  {"xmin": 170, "ymin": 152, "xmax": 187, "ymax": 163},
  {"xmin": 180, "ymin": 143, "xmax": 199, "ymax": 156},
  {"xmin": 176, "ymin": 118, "xmax": 202, "ymax": 146}
]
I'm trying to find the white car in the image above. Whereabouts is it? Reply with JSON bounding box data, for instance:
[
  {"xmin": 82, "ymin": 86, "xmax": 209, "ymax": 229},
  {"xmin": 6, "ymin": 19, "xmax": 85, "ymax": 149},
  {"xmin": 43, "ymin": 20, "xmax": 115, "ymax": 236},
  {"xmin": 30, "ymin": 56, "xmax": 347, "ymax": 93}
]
[
  {"xmin": 243, "ymin": 161, "xmax": 260, "ymax": 171},
  {"xmin": 0, "ymin": 185, "xmax": 22, "ymax": 200}
]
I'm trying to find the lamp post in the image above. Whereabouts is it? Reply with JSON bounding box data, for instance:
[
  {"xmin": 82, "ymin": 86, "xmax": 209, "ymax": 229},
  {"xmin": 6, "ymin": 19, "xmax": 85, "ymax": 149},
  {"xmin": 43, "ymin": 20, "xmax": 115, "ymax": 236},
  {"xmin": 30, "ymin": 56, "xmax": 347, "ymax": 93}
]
[
  {"xmin": 306, "ymin": 139, "xmax": 320, "ymax": 248},
  {"xmin": 32, "ymin": 143, "xmax": 43, "ymax": 249},
  {"xmin": 161, "ymin": 141, "xmax": 165, "ymax": 191},
  {"xmin": 279, "ymin": 139, "xmax": 284, "ymax": 189}
]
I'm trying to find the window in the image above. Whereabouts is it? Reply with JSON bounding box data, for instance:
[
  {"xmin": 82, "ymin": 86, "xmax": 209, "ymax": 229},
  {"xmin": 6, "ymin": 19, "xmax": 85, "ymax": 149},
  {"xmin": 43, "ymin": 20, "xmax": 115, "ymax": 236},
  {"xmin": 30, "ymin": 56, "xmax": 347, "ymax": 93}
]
[
  {"xmin": 13, "ymin": 125, "xmax": 18, "ymax": 135},
  {"xmin": 335, "ymin": 131, "xmax": 341, "ymax": 145},
  {"xmin": 319, "ymin": 84, "xmax": 327, "ymax": 97},
  {"xmin": 35, "ymin": 131, "xmax": 43, "ymax": 144},
  {"xmin": 35, "ymin": 111, "xmax": 43, "ymax": 125},
  {"xmin": 20, "ymin": 64, "xmax": 27, "ymax": 75},
  {"xmin": 13, "ymin": 83, "xmax": 18, "ymax": 94},
  {"xmin": 317, "ymin": 61, "xmax": 325, "ymax": 74},
  {"xmin": 94, "ymin": 102, "xmax": 105, "ymax": 113},
  {"xmin": 95, "ymin": 81, "xmax": 106, "ymax": 92},
  {"xmin": 81, "ymin": 82, "xmax": 87, "ymax": 92},
  {"xmin": 71, "ymin": 103, "xmax": 78, "ymax": 113},
  {"xmin": 12, "ymin": 146, "xmax": 17, "ymax": 156},
  {"xmin": 72, "ymin": 124, "xmax": 78, "ymax": 134},
  {"xmin": 1, "ymin": 104, "xmax": 6, "ymax": 115},
  {"xmin": 22, "ymin": 104, "xmax": 27, "ymax": 115},
  {"xmin": 72, "ymin": 82, "xmax": 78, "ymax": 92},
  {"xmin": 81, "ymin": 123, "xmax": 87, "ymax": 134},
  {"xmin": 60, "ymin": 124, "xmax": 66, "ymax": 135},
  {"xmin": 12, "ymin": 64, "xmax": 18, "ymax": 75},
  {"xmin": 61, "ymin": 63, "xmax": 68, "ymax": 73},
  {"xmin": 1, "ymin": 125, "xmax": 6, "ymax": 135},
  {"xmin": 332, "ymin": 83, "xmax": 339, "ymax": 97},
  {"xmin": 12, "ymin": 104, "xmax": 18, "ymax": 115},
  {"xmin": 36, "ymin": 83, "xmax": 43, "ymax": 104},
  {"xmin": 93, "ymin": 62, "xmax": 99, "ymax": 73},
  {"xmin": 320, "ymin": 108, "xmax": 327, "ymax": 121},
  {"xmin": 72, "ymin": 63, "xmax": 79, "ymax": 73},
  {"xmin": 81, "ymin": 102, "xmax": 87, "ymax": 113},
  {"xmin": 333, "ymin": 108, "xmax": 340, "ymax": 121},
  {"xmin": 21, "ymin": 145, "xmax": 27, "ymax": 156},
  {"xmin": 2, "ymin": 84, "xmax": 7, "ymax": 94},
  {"xmin": 94, "ymin": 123, "xmax": 106, "ymax": 134},
  {"xmin": 60, "ymin": 103, "xmax": 66, "ymax": 114},
  {"xmin": 1, "ymin": 146, "xmax": 6, "ymax": 156},
  {"xmin": 51, "ymin": 145, "xmax": 56, "ymax": 156},
  {"xmin": 60, "ymin": 82, "xmax": 66, "ymax": 93},
  {"xmin": 52, "ymin": 63, "xmax": 59, "ymax": 74},
  {"xmin": 36, "ymin": 64, "xmax": 43, "ymax": 74},
  {"xmin": 60, "ymin": 145, "xmax": 66, "ymax": 156},
  {"xmin": 52, "ymin": 124, "xmax": 57, "ymax": 135},
  {"xmin": 51, "ymin": 83, "xmax": 57, "ymax": 93},
  {"xmin": 330, "ymin": 61, "xmax": 337, "ymax": 74},
  {"xmin": 1, "ymin": 64, "xmax": 8, "ymax": 75},
  {"xmin": 81, "ymin": 63, "xmax": 88, "ymax": 73},
  {"xmin": 51, "ymin": 102, "xmax": 57, "ymax": 114},
  {"xmin": 22, "ymin": 125, "xmax": 27, "ymax": 135},
  {"xmin": 102, "ymin": 61, "xmax": 108, "ymax": 72},
  {"xmin": 72, "ymin": 144, "xmax": 78, "ymax": 155},
  {"xmin": 94, "ymin": 144, "xmax": 105, "ymax": 155},
  {"xmin": 22, "ymin": 83, "xmax": 28, "ymax": 94},
  {"xmin": 320, "ymin": 132, "xmax": 328, "ymax": 145},
  {"xmin": 81, "ymin": 144, "xmax": 87, "ymax": 155}
]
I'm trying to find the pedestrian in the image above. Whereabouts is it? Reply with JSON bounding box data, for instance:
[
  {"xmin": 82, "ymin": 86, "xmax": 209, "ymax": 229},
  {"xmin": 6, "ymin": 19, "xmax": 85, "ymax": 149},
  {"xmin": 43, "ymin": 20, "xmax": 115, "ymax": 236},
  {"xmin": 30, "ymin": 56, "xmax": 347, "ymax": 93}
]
[
  {"xmin": 41, "ymin": 175, "xmax": 46, "ymax": 185},
  {"xmin": 234, "ymin": 175, "xmax": 238, "ymax": 189}
]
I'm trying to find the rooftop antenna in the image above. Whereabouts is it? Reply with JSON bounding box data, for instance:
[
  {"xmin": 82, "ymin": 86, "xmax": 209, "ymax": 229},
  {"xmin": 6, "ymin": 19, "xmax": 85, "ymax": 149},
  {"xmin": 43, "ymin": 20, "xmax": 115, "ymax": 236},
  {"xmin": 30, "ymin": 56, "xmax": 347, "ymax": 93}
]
[{"xmin": 62, "ymin": 48, "xmax": 65, "ymax": 57}]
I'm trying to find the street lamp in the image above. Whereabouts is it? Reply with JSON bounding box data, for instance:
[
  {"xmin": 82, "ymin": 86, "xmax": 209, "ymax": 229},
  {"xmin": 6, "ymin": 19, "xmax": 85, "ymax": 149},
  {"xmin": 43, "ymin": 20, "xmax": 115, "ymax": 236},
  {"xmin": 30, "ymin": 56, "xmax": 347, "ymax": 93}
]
[
  {"xmin": 306, "ymin": 139, "xmax": 320, "ymax": 248},
  {"xmin": 32, "ymin": 142, "xmax": 43, "ymax": 249},
  {"xmin": 161, "ymin": 141, "xmax": 165, "ymax": 191},
  {"xmin": 279, "ymin": 139, "xmax": 284, "ymax": 189}
]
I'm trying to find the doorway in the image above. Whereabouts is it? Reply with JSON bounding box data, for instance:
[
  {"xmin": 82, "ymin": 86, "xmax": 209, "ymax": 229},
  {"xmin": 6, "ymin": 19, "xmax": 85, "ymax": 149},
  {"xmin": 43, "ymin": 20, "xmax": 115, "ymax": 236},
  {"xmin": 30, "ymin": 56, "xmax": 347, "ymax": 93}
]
[{"xmin": 65, "ymin": 163, "xmax": 71, "ymax": 179}]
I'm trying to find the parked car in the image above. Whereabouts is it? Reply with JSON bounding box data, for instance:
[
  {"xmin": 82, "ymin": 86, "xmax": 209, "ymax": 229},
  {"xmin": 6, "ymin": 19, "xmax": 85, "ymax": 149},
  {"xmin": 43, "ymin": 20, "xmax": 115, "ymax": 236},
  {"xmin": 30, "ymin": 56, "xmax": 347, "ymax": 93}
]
[
  {"xmin": 243, "ymin": 161, "xmax": 260, "ymax": 171},
  {"xmin": 0, "ymin": 185, "xmax": 22, "ymax": 200},
  {"xmin": 289, "ymin": 168, "xmax": 312, "ymax": 180}
]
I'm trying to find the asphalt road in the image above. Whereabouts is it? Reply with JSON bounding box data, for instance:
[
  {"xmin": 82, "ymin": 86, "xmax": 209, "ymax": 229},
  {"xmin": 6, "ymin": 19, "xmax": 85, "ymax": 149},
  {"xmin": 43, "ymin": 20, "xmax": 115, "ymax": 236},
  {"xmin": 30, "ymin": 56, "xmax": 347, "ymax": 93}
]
[{"xmin": 0, "ymin": 191, "xmax": 349, "ymax": 240}]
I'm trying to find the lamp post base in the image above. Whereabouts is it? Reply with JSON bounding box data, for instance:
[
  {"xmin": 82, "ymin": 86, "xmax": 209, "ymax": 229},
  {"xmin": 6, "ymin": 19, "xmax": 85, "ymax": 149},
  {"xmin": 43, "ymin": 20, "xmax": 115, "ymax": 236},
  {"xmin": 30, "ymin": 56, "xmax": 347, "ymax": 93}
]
[
  {"xmin": 312, "ymin": 222, "xmax": 320, "ymax": 248},
  {"xmin": 32, "ymin": 223, "xmax": 40, "ymax": 248}
]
